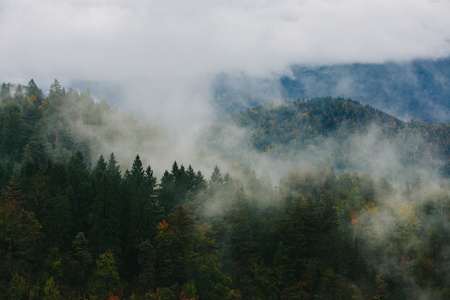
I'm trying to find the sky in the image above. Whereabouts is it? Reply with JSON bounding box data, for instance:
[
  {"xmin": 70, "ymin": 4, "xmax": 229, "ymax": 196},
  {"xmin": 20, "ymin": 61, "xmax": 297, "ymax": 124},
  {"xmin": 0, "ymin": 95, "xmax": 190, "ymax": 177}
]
[{"xmin": 1, "ymin": 0, "xmax": 450, "ymax": 133}]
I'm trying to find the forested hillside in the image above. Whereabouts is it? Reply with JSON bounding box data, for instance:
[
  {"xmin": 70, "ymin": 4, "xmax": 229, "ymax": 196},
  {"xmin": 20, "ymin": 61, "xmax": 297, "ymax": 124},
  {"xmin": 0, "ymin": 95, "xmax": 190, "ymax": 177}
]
[
  {"xmin": 1, "ymin": 151, "xmax": 450, "ymax": 299},
  {"xmin": 201, "ymin": 97, "xmax": 450, "ymax": 182},
  {"xmin": 0, "ymin": 80, "xmax": 449, "ymax": 299},
  {"xmin": 0, "ymin": 79, "xmax": 173, "ymax": 185}
]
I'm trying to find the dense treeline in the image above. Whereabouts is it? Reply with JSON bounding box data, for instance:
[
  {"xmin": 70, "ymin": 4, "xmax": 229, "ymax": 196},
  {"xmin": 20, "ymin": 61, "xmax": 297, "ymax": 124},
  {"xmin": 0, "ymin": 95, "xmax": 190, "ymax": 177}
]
[
  {"xmin": 0, "ymin": 79, "xmax": 171, "ymax": 184},
  {"xmin": 1, "ymin": 152, "xmax": 450, "ymax": 299}
]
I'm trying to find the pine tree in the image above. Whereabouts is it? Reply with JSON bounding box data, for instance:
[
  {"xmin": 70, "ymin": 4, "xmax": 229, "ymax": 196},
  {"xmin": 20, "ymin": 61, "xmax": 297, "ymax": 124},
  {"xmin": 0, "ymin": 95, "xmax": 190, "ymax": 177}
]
[
  {"xmin": 227, "ymin": 189, "xmax": 256, "ymax": 296},
  {"xmin": 25, "ymin": 79, "xmax": 44, "ymax": 104},
  {"xmin": 47, "ymin": 79, "xmax": 65, "ymax": 102},
  {"xmin": 138, "ymin": 240, "xmax": 157, "ymax": 294},
  {"xmin": 66, "ymin": 152, "xmax": 93, "ymax": 235},
  {"xmin": 90, "ymin": 168, "xmax": 121, "ymax": 257},
  {"xmin": 0, "ymin": 83, "xmax": 12, "ymax": 102},
  {"xmin": 106, "ymin": 153, "xmax": 122, "ymax": 187},
  {"xmin": 72, "ymin": 232, "xmax": 92, "ymax": 294},
  {"xmin": 1, "ymin": 177, "xmax": 41, "ymax": 275},
  {"xmin": 159, "ymin": 169, "xmax": 176, "ymax": 214}
]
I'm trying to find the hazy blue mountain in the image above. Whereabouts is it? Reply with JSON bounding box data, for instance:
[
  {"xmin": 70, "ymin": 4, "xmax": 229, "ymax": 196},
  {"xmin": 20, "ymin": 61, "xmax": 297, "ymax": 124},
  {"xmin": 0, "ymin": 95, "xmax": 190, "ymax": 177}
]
[{"xmin": 212, "ymin": 57, "xmax": 450, "ymax": 124}]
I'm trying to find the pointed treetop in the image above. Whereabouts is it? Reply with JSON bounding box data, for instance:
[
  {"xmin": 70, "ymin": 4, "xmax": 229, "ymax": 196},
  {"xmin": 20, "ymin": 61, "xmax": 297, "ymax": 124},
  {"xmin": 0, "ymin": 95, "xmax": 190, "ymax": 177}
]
[
  {"xmin": 1, "ymin": 83, "xmax": 12, "ymax": 101},
  {"xmin": 132, "ymin": 155, "xmax": 144, "ymax": 175},
  {"xmin": 26, "ymin": 79, "xmax": 44, "ymax": 103},
  {"xmin": 48, "ymin": 79, "xmax": 65, "ymax": 101},
  {"xmin": 210, "ymin": 166, "xmax": 223, "ymax": 184},
  {"xmin": 14, "ymin": 84, "xmax": 23, "ymax": 98},
  {"xmin": 107, "ymin": 153, "xmax": 121, "ymax": 177},
  {"xmin": 94, "ymin": 155, "xmax": 107, "ymax": 173}
]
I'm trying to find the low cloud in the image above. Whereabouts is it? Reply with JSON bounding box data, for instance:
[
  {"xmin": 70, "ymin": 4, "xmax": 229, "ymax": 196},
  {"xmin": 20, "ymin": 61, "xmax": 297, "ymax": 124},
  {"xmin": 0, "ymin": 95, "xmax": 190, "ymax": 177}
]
[{"xmin": 1, "ymin": 0, "xmax": 450, "ymax": 136}]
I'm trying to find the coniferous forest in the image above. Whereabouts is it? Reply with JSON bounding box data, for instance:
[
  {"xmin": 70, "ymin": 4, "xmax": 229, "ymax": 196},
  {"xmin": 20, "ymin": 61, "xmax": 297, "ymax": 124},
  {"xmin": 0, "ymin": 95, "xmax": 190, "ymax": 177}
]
[{"xmin": 0, "ymin": 80, "xmax": 450, "ymax": 299}]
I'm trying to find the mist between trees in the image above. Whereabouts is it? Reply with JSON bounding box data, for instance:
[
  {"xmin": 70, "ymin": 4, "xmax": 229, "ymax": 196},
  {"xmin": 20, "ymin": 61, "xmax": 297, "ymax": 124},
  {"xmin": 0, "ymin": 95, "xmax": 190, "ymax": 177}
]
[{"xmin": 0, "ymin": 79, "xmax": 449, "ymax": 299}]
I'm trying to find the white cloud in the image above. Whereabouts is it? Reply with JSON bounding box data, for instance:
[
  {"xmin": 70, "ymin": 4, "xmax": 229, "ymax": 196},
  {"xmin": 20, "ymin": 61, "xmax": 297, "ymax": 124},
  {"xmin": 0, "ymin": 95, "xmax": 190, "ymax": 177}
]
[{"xmin": 1, "ymin": 0, "xmax": 450, "ymax": 132}]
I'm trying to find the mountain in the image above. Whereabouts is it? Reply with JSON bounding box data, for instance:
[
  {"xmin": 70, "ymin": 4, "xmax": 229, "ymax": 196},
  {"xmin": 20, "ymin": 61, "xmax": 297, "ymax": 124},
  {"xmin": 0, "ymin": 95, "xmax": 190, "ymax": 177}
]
[
  {"xmin": 1, "ymin": 80, "xmax": 450, "ymax": 299},
  {"xmin": 212, "ymin": 57, "xmax": 450, "ymax": 124},
  {"xmin": 200, "ymin": 97, "xmax": 450, "ymax": 182}
]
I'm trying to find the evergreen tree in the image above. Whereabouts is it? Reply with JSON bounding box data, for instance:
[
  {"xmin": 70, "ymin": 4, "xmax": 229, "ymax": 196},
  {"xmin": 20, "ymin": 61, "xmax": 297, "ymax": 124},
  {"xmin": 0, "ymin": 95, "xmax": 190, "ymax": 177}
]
[
  {"xmin": 25, "ymin": 79, "xmax": 44, "ymax": 104},
  {"xmin": 89, "ymin": 251, "xmax": 120, "ymax": 299},
  {"xmin": 47, "ymin": 79, "xmax": 65, "ymax": 102},
  {"xmin": 1, "ymin": 177, "xmax": 41, "ymax": 276},
  {"xmin": 145, "ymin": 165, "xmax": 157, "ymax": 194},
  {"xmin": 43, "ymin": 191, "xmax": 72, "ymax": 249},
  {"xmin": 209, "ymin": 165, "xmax": 223, "ymax": 195},
  {"xmin": 72, "ymin": 232, "xmax": 92, "ymax": 295},
  {"xmin": 89, "ymin": 168, "xmax": 121, "ymax": 257},
  {"xmin": 138, "ymin": 239, "xmax": 157, "ymax": 294},
  {"xmin": 14, "ymin": 84, "xmax": 23, "ymax": 98},
  {"xmin": 0, "ymin": 83, "xmax": 12, "ymax": 102},
  {"xmin": 106, "ymin": 152, "xmax": 122, "ymax": 187},
  {"xmin": 2, "ymin": 103, "xmax": 26, "ymax": 159},
  {"xmin": 227, "ymin": 189, "xmax": 256, "ymax": 296},
  {"xmin": 159, "ymin": 169, "xmax": 176, "ymax": 214},
  {"xmin": 66, "ymin": 151, "xmax": 92, "ymax": 235},
  {"xmin": 169, "ymin": 205, "xmax": 195, "ymax": 287}
]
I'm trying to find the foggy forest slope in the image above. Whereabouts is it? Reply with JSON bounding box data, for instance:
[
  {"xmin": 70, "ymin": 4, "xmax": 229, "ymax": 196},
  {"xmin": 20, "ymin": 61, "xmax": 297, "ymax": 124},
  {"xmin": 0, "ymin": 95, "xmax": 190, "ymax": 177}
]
[
  {"xmin": 200, "ymin": 97, "xmax": 450, "ymax": 182},
  {"xmin": 0, "ymin": 79, "xmax": 450, "ymax": 299}
]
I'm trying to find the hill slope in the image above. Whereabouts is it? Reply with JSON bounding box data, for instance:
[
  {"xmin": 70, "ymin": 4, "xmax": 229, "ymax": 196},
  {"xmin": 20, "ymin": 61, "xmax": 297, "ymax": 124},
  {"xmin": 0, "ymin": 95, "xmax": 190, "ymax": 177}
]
[
  {"xmin": 200, "ymin": 97, "xmax": 450, "ymax": 182},
  {"xmin": 0, "ymin": 80, "xmax": 175, "ymax": 183}
]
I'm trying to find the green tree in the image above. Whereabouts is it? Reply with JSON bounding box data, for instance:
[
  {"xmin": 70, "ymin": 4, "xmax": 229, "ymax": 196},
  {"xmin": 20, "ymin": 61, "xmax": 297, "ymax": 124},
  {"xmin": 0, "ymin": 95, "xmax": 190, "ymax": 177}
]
[
  {"xmin": 43, "ymin": 276, "xmax": 61, "ymax": 300},
  {"xmin": 0, "ymin": 83, "xmax": 12, "ymax": 102},
  {"xmin": 72, "ymin": 232, "xmax": 92, "ymax": 295},
  {"xmin": 89, "ymin": 167, "xmax": 121, "ymax": 257},
  {"xmin": 128, "ymin": 155, "xmax": 156, "ymax": 243},
  {"xmin": 66, "ymin": 151, "xmax": 92, "ymax": 235},
  {"xmin": 138, "ymin": 239, "xmax": 156, "ymax": 294},
  {"xmin": 90, "ymin": 251, "xmax": 120, "ymax": 299},
  {"xmin": 1, "ymin": 177, "xmax": 41, "ymax": 275},
  {"xmin": 106, "ymin": 153, "xmax": 122, "ymax": 187},
  {"xmin": 209, "ymin": 166, "xmax": 223, "ymax": 195},
  {"xmin": 26, "ymin": 79, "xmax": 44, "ymax": 104},
  {"xmin": 169, "ymin": 205, "xmax": 195, "ymax": 287},
  {"xmin": 47, "ymin": 79, "xmax": 65, "ymax": 102},
  {"xmin": 227, "ymin": 189, "xmax": 256, "ymax": 296},
  {"xmin": 2, "ymin": 103, "xmax": 26, "ymax": 159},
  {"xmin": 42, "ymin": 191, "xmax": 72, "ymax": 249}
]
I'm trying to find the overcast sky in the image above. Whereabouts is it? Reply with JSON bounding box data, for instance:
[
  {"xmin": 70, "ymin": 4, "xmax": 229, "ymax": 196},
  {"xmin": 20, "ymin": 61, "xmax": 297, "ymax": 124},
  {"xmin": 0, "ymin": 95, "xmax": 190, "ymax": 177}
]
[{"xmin": 1, "ymin": 0, "xmax": 450, "ymax": 132}]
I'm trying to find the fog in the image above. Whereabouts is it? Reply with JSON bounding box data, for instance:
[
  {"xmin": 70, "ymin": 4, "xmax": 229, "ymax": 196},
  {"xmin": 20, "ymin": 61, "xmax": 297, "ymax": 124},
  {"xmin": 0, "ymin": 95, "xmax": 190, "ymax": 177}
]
[
  {"xmin": 1, "ymin": 0, "xmax": 449, "ymax": 187},
  {"xmin": 1, "ymin": 0, "xmax": 450, "ymax": 136}
]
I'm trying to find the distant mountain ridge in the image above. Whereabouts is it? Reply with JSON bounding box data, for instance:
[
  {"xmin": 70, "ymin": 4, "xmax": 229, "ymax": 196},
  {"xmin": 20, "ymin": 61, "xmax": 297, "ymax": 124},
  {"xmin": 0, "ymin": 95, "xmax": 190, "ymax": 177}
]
[{"xmin": 212, "ymin": 57, "xmax": 450, "ymax": 124}]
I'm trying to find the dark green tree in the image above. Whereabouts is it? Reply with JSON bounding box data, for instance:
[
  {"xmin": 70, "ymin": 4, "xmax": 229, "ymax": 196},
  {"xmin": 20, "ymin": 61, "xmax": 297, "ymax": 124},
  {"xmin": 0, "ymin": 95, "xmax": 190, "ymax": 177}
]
[
  {"xmin": 25, "ymin": 79, "xmax": 44, "ymax": 104},
  {"xmin": 47, "ymin": 79, "xmax": 65, "ymax": 102},
  {"xmin": 89, "ymin": 166, "xmax": 121, "ymax": 257},
  {"xmin": 0, "ymin": 83, "xmax": 12, "ymax": 102},
  {"xmin": 106, "ymin": 153, "xmax": 122, "ymax": 187},
  {"xmin": 66, "ymin": 151, "xmax": 93, "ymax": 235}
]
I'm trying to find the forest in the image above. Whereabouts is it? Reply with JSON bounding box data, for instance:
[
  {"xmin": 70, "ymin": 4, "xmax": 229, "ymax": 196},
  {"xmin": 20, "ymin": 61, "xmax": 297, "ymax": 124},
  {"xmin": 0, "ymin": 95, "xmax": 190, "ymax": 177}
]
[
  {"xmin": 0, "ymin": 80, "xmax": 449, "ymax": 299},
  {"xmin": 201, "ymin": 97, "xmax": 450, "ymax": 182}
]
